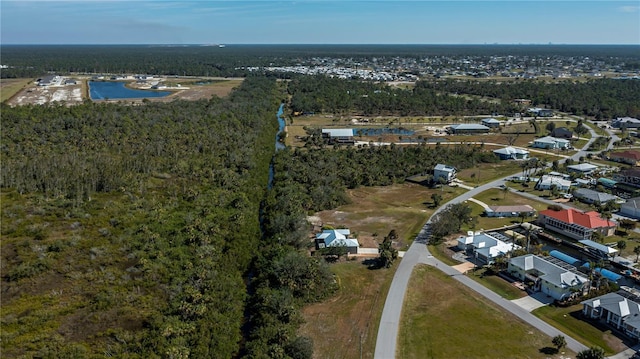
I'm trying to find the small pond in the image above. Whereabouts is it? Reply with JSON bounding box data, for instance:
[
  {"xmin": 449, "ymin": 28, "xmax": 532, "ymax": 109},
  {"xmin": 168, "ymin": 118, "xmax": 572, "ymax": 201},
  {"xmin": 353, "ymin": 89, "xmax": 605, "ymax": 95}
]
[{"xmin": 89, "ymin": 81, "xmax": 172, "ymax": 100}]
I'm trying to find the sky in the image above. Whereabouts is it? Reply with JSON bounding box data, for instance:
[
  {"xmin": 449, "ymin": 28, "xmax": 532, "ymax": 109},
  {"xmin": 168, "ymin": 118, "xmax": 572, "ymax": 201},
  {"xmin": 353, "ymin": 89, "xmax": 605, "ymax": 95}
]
[{"xmin": 1, "ymin": 1, "xmax": 639, "ymax": 45}]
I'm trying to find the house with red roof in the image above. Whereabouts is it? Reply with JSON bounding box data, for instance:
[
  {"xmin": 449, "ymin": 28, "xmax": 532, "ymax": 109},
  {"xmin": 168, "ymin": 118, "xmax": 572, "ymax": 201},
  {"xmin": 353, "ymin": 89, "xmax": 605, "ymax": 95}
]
[
  {"xmin": 537, "ymin": 208, "xmax": 617, "ymax": 241},
  {"xmin": 610, "ymin": 150, "xmax": 640, "ymax": 166}
]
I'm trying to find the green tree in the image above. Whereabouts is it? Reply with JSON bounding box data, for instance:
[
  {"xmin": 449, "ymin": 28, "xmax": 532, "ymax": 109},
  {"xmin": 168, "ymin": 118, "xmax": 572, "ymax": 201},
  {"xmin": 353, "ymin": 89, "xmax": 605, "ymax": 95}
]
[
  {"xmin": 576, "ymin": 346, "xmax": 605, "ymax": 359},
  {"xmin": 378, "ymin": 230, "xmax": 399, "ymax": 268},
  {"xmin": 620, "ymin": 219, "xmax": 637, "ymax": 233},
  {"xmin": 431, "ymin": 193, "xmax": 443, "ymax": 208},
  {"xmin": 545, "ymin": 121, "xmax": 556, "ymax": 133},
  {"xmin": 634, "ymin": 245, "xmax": 640, "ymax": 263},
  {"xmin": 552, "ymin": 335, "xmax": 566, "ymax": 352},
  {"xmin": 617, "ymin": 240, "xmax": 627, "ymax": 252}
]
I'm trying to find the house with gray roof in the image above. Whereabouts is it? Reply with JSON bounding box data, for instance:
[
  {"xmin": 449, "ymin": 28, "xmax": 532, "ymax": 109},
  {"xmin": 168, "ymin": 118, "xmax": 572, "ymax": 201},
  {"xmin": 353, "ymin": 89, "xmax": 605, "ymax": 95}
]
[
  {"xmin": 620, "ymin": 197, "xmax": 640, "ymax": 219},
  {"xmin": 485, "ymin": 204, "xmax": 536, "ymax": 218},
  {"xmin": 532, "ymin": 136, "xmax": 570, "ymax": 150},
  {"xmin": 481, "ymin": 118, "xmax": 501, "ymax": 128},
  {"xmin": 551, "ymin": 127, "xmax": 573, "ymax": 139},
  {"xmin": 582, "ymin": 291, "xmax": 640, "ymax": 340},
  {"xmin": 567, "ymin": 163, "xmax": 598, "ymax": 175},
  {"xmin": 573, "ymin": 188, "xmax": 621, "ymax": 205},
  {"xmin": 508, "ymin": 254, "xmax": 589, "ymax": 301},
  {"xmin": 535, "ymin": 175, "xmax": 571, "ymax": 191},
  {"xmin": 321, "ymin": 128, "xmax": 354, "ymax": 144},
  {"xmin": 493, "ymin": 146, "xmax": 529, "ymax": 160},
  {"xmin": 316, "ymin": 229, "xmax": 359, "ymax": 254},
  {"xmin": 433, "ymin": 164, "xmax": 456, "ymax": 183},
  {"xmin": 611, "ymin": 117, "xmax": 640, "ymax": 129},
  {"xmin": 446, "ymin": 123, "xmax": 490, "ymax": 134}
]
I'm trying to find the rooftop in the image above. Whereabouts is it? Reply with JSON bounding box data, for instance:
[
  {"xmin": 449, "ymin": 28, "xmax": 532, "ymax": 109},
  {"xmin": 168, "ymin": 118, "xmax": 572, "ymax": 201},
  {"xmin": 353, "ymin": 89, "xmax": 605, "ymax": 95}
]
[{"xmin": 539, "ymin": 208, "xmax": 616, "ymax": 229}]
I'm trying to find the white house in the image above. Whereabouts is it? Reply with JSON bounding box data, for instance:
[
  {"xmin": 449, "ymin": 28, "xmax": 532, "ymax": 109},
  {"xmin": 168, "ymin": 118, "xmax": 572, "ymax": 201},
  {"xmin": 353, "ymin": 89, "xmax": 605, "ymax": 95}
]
[
  {"xmin": 535, "ymin": 175, "xmax": 572, "ymax": 191},
  {"xmin": 457, "ymin": 231, "xmax": 520, "ymax": 264},
  {"xmin": 508, "ymin": 254, "xmax": 588, "ymax": 301},
  {"xmin": 321, "ymin": 129, "xmax": 354, "ymax": 144},
  {"xmin": 433, "ymin": 164, "xmax": 457, "ymax": 183},
  {"xmin": 532, "ymin": 136, "xmax": 570, "ymax": 150},
  {"xmin": 316, "ymin": 229, "xmax": 359, "ymax": 254},
  {"xmin": 493, "ymin": 146, "xmax": 529, "ymax": 160}
]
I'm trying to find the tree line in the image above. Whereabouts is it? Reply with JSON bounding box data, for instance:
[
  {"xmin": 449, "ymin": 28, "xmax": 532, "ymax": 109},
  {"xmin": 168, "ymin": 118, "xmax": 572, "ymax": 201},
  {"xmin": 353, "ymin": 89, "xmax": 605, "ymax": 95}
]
[{"xmin": 425, "ymin": 78, "xmax": 640, "ymax": 119}]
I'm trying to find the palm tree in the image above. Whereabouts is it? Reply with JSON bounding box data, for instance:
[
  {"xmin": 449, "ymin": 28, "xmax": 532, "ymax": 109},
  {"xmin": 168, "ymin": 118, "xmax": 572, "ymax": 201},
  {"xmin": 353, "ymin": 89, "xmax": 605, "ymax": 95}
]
[{"xmin": 634, "ymin": 245, "xmax": 640, "ymax": 263}]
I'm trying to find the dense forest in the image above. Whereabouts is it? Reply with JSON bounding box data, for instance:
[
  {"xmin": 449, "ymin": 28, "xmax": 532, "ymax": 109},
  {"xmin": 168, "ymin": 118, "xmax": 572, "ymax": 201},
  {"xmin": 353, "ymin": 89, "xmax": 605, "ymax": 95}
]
[
  {"xmin": 287, "ymin": 75, "xmax": 640, "ymax": 118},
  {"xmin": 423, "ymin": 78, "xmax": 640, "ymax": 119},
  {"xmin": 1, "ymin": 77, "xmax": 336, "ymax": 358},
  {"xmin": 2, "ymin": 44, "xmax": 639, "ymax": 78}
]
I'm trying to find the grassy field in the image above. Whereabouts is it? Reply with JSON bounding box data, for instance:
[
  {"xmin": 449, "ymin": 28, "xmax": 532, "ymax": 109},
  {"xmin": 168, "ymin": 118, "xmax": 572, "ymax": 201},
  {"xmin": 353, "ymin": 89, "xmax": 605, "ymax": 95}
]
[
  {"xmin": 299, "ymin": 260, "xmax": 396, "ymax": 359},
  {"xmin": 1, "ymin": 78, "xmax": 32, "ymax": 102},
  {"xmin": 316, "ymin": 183, "xmax": 466, "ymax": 250},
  {"xmin": 398, "ymin": 265, "xmax": 574, "ymax": 359},
  {"xmin": 533, "ymin": 305, "xmax": 626, "ymax": 355}
]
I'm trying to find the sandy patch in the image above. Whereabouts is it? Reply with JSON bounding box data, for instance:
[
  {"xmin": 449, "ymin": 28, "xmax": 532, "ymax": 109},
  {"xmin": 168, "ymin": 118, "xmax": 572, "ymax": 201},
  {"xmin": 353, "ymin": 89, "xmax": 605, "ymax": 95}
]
[{"xmin": 452, "ymin": 262, "xmax": 475, "ymax": 274}]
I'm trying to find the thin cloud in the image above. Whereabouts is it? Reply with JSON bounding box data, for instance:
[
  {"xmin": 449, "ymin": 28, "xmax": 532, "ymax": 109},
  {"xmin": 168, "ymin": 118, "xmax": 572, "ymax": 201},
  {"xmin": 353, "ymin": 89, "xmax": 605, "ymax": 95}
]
[{"xmin": 618, "ymin": 5, "xmax": 639, "ymax": 12}]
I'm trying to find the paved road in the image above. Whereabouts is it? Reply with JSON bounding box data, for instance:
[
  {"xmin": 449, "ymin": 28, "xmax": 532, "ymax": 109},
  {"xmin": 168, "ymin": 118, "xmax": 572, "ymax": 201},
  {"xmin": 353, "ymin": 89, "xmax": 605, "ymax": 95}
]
[{"xmin": 374, "ymin": 120, "xmax": 610, "ymax": 359}]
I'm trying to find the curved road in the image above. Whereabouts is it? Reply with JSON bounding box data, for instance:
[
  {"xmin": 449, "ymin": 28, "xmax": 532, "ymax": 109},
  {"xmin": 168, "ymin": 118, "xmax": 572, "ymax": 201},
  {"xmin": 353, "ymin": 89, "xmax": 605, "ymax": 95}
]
[{"xmin": 375, "ymin": 122, "xmax": 603, "ymax": 358}]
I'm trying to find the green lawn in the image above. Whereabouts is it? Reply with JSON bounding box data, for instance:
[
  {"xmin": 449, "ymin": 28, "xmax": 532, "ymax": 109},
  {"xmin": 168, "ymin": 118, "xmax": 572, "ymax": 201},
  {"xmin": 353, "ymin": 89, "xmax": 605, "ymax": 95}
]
[
  {"xmin": 466, "ymin": 268, "xmax": 528, "ymax": 300},
  {"xmin": 532, "ymin": 305, "xmax": 624, "ymax": 355},
  {"xmin": 398, "ymin": 265, "xmax": 574, "ymax": 359},
  {"xmin": 0, "ymin": 78, "xmax": 32, "ymax": 102}
]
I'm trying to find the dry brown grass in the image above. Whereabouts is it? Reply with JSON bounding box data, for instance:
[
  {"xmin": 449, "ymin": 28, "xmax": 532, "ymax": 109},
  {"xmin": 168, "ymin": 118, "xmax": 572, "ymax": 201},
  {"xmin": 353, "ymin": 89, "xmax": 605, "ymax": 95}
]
[
  {"xmin": 299, "ymin": 260, "xmax": 396, "ymax": 359},
  {"xmin": 1, "ymin": 78, "xmax": 32, "ymax": 102},
  {"xmin": 315, "ymin": 183, "xmax": 465, "ymax": 250}
]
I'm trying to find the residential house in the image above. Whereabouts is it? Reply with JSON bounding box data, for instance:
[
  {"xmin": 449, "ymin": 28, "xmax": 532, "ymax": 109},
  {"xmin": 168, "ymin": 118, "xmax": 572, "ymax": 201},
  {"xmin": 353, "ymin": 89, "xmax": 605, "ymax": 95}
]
[
  {"xmin": 573, "ymin": 188, "xmax": 621, "ymax": 205},
  {"xmin": 551, "ymin": 127, "xmax": 574, "ymax": 139},
  {"xmin": 620, "ymin": 197, "xmax": 640, "ymax": 219},
  {"xmin": 610, "ymin": 150, "xmax": 640, "ymax": 166},
  {"xmin": 582, "ymin": 291, "xmax": 640, "ymax": 341},
  {"xmin": 493, "ymin": 146, "xmax": 529, "ymax": 160},
  {"xmin": 614, "ymin": 168, "xmax": 640, "ymax": 188},
  {"xmin": 567, "ymin": 163, "xmax": 598, "ymax": 175},
  {"xmin": 508, "ymin": 254, "xmax": 588, "ymax": 301},
  {"xmin": 321, "ymin": 129, "xmax": 355, "ymax": 144},
  {"xmin": 457, "ymin": 231, "xmax": 520, "ymax": 264},
  {"xmin": 611, "ymin": 117, "xmax": 640, "ymax": 129},
  {"xmin": 485, "ymin": 205, "xmax": 536, "ymax": 218},
  {"xmin": 433, "ymin": 164, "xmax": 457, "ymax": 183},
  {"xmin": 315, "ymin": 229, "xmax": 359, "ymax": 254},
  {"xmin": 537, "ymin": 208, "xmax": 617, "ymax": 241},
  {"xmin": 535, "ymin": 175, "xmax": 572, "ymax": 191},
  {"xmin": 532, "ymin": 136, "xmax": 570, "ymax": 150},
  {"xmin": 37, "ymin": 75, "xmax": 59, "ymax": 86},
  {"xmin": 528, "ymin": 108, "xmax": 554, "ymax": 117},
  {"xmin": 481, "ymin": 118, "xmax": 501, "ymax": 128},
  {"xmin": 447, "ymin": 123, "xmax": 490, "ymax": 134},
  {"xmin": 64, "ymin": 79, "xmax": 77, "ymax": 85}
]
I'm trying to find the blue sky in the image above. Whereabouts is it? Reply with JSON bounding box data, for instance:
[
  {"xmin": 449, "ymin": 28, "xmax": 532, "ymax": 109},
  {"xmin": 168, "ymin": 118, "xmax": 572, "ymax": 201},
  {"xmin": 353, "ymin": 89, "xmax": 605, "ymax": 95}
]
[{"xmin": 1, "ymin": 1, "xmax": 639, "ymax": 45}]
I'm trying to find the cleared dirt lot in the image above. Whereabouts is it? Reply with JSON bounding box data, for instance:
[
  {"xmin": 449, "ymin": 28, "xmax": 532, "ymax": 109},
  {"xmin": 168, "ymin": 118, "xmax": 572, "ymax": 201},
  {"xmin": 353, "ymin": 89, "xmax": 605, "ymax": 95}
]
[{"xmin": 4, "ymin": 77, "xmax": 244, "ymax": 106}]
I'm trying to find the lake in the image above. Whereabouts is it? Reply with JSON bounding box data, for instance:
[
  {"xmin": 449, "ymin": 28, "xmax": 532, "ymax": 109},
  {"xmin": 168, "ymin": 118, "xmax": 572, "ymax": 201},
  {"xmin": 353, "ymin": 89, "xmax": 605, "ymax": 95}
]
[{"xmin": 89, "ymin": 81, "xmax": 172, "ymax": 100}]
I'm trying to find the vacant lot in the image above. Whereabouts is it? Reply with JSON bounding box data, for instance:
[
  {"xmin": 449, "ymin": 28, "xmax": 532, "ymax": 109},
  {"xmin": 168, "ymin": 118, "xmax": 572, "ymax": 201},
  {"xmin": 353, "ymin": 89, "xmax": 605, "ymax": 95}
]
[
  {"xmin": 0, "ymin": 78, "xmax": 32, "ymax": 103},
  {"xmin": 7, "ymin": 83, "xmax": 84, "ymax": 106},
  {"xmin": 299, "ymin": 261, "xmax": 395, "ymax": 359},
  {"xmin": 315, "ymin": 183, "xmax": 465, "ymax": 249},
  {"xmin": 398, "ymin": 265, "xmax": 575, "ymax": 359},
  {"xmin": 168, "ymin": 78, "xmax": 243, "ymax": 100}
]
